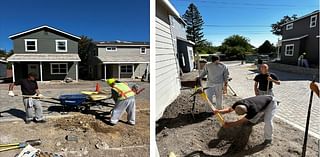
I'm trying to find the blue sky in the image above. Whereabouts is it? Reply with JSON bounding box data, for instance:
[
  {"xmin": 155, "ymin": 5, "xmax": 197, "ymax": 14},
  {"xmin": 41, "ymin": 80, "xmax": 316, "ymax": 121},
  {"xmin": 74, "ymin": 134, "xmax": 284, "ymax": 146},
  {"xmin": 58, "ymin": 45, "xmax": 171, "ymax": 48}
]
[
  {"xmin": 172, "ymin": 0, "xmax": 319, "ymax": 47},
  {"xmin": 0, "ymin": 0, "xmax": 150, "ymax": 51}
]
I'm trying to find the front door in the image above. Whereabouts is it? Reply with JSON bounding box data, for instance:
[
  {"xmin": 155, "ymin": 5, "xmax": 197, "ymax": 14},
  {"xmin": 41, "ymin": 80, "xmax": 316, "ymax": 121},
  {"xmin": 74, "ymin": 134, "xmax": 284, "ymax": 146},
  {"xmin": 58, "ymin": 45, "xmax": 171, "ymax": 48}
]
[{"xmin": 27, "ymin": 64, "xmax": 39, "ymax": 77}]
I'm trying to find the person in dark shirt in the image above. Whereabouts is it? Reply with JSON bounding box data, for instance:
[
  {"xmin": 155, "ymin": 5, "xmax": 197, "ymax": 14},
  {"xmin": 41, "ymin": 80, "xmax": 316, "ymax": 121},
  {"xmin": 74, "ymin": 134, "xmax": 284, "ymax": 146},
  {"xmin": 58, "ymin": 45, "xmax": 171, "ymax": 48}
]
[
  {"xmin": 214, "ymin": 95, "xmax": 277, "ymax": 145},
  {"xmin": 254, "ymin": 64, "xmax": 280, "ymax": 96},
  {"xmin": 8, "ymin": 72, "xmax": 45, "ymax": 124}
]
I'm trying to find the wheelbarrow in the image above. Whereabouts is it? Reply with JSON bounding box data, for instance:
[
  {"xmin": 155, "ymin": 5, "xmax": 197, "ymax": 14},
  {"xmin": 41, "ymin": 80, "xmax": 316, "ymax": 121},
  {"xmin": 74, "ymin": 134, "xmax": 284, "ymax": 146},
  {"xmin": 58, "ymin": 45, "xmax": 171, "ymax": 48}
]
[{"xmin": 58, "ymin": 93, "xmax": 112, "ymax": 112}]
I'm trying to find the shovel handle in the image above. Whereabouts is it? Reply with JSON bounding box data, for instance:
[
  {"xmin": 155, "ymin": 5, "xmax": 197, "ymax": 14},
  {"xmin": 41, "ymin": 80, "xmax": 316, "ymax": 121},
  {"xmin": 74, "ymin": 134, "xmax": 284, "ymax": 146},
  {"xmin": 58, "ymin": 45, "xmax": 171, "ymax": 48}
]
[{"xmin": 26, "ymin": 139, "xmax": 41, "ymax": 146}]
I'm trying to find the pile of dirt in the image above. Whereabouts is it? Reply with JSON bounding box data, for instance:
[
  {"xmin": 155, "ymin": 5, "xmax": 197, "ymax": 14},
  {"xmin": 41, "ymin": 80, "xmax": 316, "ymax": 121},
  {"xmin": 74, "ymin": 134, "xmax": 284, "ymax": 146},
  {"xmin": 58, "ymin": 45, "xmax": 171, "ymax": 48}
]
[
  {"xmin": 156, "ymin": 89, "xmax": 319, "ymax": 156},
  {"xmin": 0, "ymin": 111, "xmax": 150, "ymax": 157}
]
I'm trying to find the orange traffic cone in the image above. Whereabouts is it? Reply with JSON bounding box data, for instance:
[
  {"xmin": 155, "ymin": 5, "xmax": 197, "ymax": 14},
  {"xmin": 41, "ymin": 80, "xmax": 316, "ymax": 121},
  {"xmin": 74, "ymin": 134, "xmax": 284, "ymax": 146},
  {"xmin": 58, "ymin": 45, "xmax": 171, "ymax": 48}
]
[{"xmin": 95, "ymin": 83, "xmax": 101, "ymax": 92}]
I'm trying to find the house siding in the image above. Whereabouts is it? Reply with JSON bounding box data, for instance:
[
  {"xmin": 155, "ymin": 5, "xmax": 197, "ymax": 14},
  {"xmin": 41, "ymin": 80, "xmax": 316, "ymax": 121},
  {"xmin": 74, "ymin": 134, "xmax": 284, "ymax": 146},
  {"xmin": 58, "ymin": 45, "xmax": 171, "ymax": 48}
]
[
  {"xmin": 13, "ymin": 30, "xmax": 78, "ymax": 53},
  {"xmin": 156, "ymin": 1, "xmax": 181, "ymax": 120},
  {"xmin": 97, "ymin": 46, "xmax": 150, "ymax": 61},
  {"xmin": 281, "ymin": 12, "xmax": 319, "ymax": 66}
]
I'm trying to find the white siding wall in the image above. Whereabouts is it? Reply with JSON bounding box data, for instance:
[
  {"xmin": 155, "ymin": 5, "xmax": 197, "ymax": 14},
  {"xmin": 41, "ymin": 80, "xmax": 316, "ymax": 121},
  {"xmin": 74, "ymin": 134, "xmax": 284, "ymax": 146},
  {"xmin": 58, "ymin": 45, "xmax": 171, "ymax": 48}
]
[{"xmin": 156, "ymin": 16, "xmax": 181, "ymax": 120}]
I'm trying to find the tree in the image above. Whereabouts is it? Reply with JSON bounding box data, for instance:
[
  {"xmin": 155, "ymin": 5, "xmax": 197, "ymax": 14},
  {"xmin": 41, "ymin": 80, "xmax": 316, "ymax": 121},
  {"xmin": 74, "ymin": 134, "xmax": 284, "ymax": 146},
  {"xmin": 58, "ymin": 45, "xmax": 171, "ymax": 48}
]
[
  {"xmin": 78, "ymin": 36, "xmax": 96, "ymax": 66},
  {"xmin": 197, "ymin": 41, "xmax": 218, "ymax": 54},
  {"xmin": 182, "ymin": 3, "xmax": 205, "ymax": 46},
  {"xmin": 218, "ymin": 35, "xmax": 254, "ymax": 57},
  {"xmin": 271, "ymin": 14, "xmax": 298, "ymax": 35},
  {"xmin": 257, "ymin": 40, "xmax": 276, "ymax": 54}
]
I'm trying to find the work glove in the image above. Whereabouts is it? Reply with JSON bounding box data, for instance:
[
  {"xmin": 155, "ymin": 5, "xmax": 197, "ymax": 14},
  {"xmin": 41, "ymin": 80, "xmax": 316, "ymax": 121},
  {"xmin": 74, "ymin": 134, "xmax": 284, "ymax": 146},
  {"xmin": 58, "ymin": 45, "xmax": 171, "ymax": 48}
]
[{"xmin": 8, "ymin": 91, "xmax": 15, "ymax": 97}]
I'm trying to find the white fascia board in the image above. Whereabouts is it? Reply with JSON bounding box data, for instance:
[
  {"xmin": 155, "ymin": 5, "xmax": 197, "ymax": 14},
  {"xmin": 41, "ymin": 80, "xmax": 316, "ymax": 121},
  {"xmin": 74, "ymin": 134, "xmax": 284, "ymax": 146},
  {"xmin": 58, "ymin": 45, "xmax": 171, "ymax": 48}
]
[{"xmin": 9, "ymin": 25, "xmax": 80, "ymax": 39}]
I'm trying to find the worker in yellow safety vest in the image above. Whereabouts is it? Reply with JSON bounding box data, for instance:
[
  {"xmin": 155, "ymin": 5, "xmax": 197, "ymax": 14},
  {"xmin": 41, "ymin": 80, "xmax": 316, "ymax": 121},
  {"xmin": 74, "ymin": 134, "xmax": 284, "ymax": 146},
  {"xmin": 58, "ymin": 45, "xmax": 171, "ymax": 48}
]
[{"xmin": 106, "ymin": 78, "xmax": 136, "ymax": 125}]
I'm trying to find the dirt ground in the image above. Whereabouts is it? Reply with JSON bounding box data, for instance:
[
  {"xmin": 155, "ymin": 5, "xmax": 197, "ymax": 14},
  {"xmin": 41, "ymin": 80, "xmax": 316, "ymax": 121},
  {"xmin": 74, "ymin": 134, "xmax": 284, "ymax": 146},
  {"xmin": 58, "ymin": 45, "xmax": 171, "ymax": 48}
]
[
  {"xmin": 156, "ymin": 89, "xmax": 319, "ymax": 157},
  {"xmin": 0, "ymin": 81, "xmax": 150, "ymax": 157}
]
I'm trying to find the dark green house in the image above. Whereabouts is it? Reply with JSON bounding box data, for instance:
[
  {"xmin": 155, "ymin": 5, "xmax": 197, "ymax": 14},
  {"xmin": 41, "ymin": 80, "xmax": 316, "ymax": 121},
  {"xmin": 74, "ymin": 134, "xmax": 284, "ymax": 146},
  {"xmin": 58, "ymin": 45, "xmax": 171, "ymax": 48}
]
[{"xmin": 7, "ymin": 25, "xmax": 81, "ymax": 82}]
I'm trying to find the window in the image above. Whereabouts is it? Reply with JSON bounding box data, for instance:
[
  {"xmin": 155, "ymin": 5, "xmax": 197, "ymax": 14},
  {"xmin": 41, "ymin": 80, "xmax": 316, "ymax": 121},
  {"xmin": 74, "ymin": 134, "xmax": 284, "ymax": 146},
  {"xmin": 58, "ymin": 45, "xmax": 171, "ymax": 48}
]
[
  {"xmin": 50, "ymin": 63, "xmax": 68, "ymax": 74},
  {"xmin": 310, "ymin": 15, "xmax": 317, "ymax": 28},
  {"xmin": 286, "ymin": 23, "xmax": 293, "ymax": 30},
  {"xmin": 120, "ymin": 65, "xmax": 133, "ymax": 74},
  {"xmin": 56, "ymin": 40, "xmax": 67, "ymax": 52},
  {"xmin": 25, "ymin": 39, "xmax": 37, "ymax": 52},
  {"xmin": 285, "ymin": 44, "xmax": 294, "ymax": 56},
  {"xmin": 140, "ymin": 47, "xmax": 146, "ymax": 54},
  {"xmin": 106, "ymin": 47, "xmax": 117, "ymax": 51}
]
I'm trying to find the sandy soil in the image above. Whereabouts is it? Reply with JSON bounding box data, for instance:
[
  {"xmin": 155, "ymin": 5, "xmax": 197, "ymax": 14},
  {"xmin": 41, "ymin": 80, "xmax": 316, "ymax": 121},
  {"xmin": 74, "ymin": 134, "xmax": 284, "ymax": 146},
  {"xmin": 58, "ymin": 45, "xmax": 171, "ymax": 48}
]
[
  {"xmin": 0, "ymin": 82, "xmax": 150, "ymax": 157},
  {"xmin": 156, "ymin": 89, "xmax": 319, "ymax": 157}
]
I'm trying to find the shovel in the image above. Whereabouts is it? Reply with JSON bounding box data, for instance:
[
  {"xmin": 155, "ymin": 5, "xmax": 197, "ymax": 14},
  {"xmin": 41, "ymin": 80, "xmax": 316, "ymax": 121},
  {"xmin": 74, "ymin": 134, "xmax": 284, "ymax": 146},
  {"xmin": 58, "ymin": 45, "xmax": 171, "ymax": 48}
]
[
  {"xmin": 302, "ymin": 79, "xmax": 319, "ymax": 157},
  {"xmin": 0, "ymin": 139, "xmax": 41, "ymax": 152}
]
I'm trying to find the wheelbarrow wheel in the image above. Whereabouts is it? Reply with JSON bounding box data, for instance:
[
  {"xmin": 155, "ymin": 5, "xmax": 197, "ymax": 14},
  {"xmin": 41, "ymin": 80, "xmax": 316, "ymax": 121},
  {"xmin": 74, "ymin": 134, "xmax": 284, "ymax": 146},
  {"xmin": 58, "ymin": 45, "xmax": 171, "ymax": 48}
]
[{"xmin": 79, "ymin": 105, "xmax": 90, "ymax": 113}]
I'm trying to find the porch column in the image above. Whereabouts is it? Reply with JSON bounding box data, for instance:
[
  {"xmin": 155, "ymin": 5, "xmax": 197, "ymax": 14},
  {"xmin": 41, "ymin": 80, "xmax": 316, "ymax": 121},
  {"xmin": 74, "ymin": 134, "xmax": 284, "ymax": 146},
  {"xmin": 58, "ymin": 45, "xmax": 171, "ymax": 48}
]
[
  {"xmin": 104, "ymin": 64, "xmax": 107, "ymax": 80},
  {"xmin": 132, "ymin": 64, "xmax": 135, "ymax": 79},
  {"xmin": 40, "ymin": 62, "xmax": 43, "ymax": 82},
  {"xmin": 12, "ymin": 63, "xmax": 15, "ymax": 82},
  {"xmin": 75, "ymin": 62, "xmax": 78, "ymax": 82},
  {"xmin": 118, "ymin": 64, "xmax": 121, "ymax": 80}
]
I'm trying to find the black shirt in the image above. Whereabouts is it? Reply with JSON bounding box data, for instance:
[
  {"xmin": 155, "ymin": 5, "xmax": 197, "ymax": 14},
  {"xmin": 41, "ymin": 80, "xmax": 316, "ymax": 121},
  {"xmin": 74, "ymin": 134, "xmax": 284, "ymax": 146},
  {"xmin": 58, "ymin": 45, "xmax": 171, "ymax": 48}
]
[
  {"xmin": 14, "ymin": 79, "xmax": 38, "ymax": 95},
  {"xmin": 232, "ymin": 95, "xmax": 273, "ymax": 119},
  {"xmin": 254, "ymin": 73, "xmax": 279, "ymax": 91}
]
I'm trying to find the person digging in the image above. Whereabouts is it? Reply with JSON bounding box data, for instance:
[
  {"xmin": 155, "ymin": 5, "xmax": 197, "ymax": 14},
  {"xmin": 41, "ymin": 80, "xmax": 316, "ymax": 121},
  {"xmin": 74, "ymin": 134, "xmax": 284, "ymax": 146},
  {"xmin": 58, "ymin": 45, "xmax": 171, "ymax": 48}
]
[
  {"xmin": 197, "ymin": 55, "xmax": 229, "ymax": 112},
  {"xmin": 214, "ymin": 95, "xmax": 277, "ymax": 146},
  {"xmin": 106, "ymin": 78, "xmax": 136, "ymax": 126},
  {"xmin": 8, "ymin": 72, "xmax": 45, "ymax": 124}
]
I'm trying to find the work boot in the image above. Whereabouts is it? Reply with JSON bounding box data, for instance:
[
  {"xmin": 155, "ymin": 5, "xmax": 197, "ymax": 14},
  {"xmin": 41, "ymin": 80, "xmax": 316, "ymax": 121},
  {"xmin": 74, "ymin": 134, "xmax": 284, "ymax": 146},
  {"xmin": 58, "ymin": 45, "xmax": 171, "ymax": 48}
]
[
  {"xmin": 34, "ymin": 119, "xmax": 46, "ymax": 123},
  {"xmin": 262, "ymin": 139, "xmax": 272, "ymax": 146},
  {"xmin": 25, "ymin": 120, "xmax": 32, "ymax": 124}
]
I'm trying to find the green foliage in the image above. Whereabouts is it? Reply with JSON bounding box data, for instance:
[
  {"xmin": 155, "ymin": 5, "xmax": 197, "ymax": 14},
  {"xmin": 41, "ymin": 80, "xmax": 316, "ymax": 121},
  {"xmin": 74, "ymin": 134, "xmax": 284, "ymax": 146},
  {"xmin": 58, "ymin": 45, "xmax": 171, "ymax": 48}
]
[
  {"xmin": 271, "ymin": 14, "xmax": 298, "ymax": 35},
  {"xmin": 257, "ymin": 40, "xmax": 276, "ymax": 54},
  {"xmin": 196, "ymin": 41, "xmax": 218, "ymax": 54},
  {"xmin": 182, "ymin": 3, "xmax": 205, "ymax": 46},
  {"xmin": 78, "ymin": 36, "xmax": 96, "ymax": 65},
  {"xmin": 218, "ymin": 35, "xmax": 254, "ymax": 57}
]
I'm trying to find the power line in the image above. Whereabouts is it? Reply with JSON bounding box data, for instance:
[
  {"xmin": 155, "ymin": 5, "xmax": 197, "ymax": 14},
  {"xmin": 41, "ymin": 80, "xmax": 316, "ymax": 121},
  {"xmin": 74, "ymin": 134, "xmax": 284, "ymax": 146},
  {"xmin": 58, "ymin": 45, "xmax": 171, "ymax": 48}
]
[
  {"xmin": 204, "ymin": 24, "xmax": 270, "ymax": 28},
  {"xmin": 175, "ymin": 0, "xmax": 315, "ymax": 8}
]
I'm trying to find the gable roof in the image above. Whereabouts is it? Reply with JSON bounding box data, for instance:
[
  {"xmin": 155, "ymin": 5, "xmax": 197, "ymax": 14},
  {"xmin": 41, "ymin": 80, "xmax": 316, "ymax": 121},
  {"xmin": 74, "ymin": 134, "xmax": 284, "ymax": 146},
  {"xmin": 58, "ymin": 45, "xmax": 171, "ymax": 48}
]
[
  {"xmin": 9, "ymin": 25, "xmax": 81, "ymax": 40},
  {"xmin": 280, "ymin": 10, "xmax": 319, "ymax": 27}
]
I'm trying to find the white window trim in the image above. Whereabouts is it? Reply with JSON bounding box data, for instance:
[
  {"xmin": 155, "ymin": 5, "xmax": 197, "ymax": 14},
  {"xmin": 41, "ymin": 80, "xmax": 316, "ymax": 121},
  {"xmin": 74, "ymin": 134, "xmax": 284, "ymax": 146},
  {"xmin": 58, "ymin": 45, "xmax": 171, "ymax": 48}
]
[
  {"xmin": 55, "ymin": 40, "xmax": 68, "ymax": 52},
  {"xmin": 50, "ymin": 63, "xmax": 68, "ymax": 75},
  {"xmin": 24, "ymin": 39, "xmax": 38, "ymax": 52},
  {"xmin": 120, "ymin": 64, "xmax": 133, "ymax": 74},
  {"xmin": 310, "ymin": 15, "xmax": 317, "ymax": 28},
  {"xmin": 105, "ymin": 47, "xmax": 117, "ymax": 51},
  {"xmin": 285, "ymin": 44, "xmax": 294, "ymax": 56},
  {"xmin": 140, "ymin": 47, "xmax": 146, "ymax": 54},
  {"xmin": 286, "ymin": 23, "xmax": 293, "ymax": 30}
]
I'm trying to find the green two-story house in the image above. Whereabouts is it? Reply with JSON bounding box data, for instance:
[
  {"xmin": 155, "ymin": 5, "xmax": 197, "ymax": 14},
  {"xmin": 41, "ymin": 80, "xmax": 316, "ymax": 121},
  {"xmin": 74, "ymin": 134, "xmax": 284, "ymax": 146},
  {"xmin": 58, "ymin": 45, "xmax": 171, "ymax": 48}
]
[{"xmin": 7, "ymin": 25, "xmax": 81, "ymax": 82}]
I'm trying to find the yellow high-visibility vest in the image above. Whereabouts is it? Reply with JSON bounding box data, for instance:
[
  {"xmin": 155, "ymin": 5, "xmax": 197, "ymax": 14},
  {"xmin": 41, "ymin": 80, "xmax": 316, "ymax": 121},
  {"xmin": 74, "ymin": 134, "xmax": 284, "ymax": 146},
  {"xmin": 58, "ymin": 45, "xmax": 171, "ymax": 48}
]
[{"xmin": 112, "ymin": 83, "xmax": 135, "ymax": 100}]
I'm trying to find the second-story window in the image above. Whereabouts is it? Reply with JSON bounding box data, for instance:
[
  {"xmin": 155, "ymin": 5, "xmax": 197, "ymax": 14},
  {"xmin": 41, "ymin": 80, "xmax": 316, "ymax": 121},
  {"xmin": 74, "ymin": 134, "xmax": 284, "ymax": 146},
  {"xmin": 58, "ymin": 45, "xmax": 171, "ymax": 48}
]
[
  {"xmin": 286, "ymin": 23, "xmax": 293, "ymax": 30},
  {"xmin": 310, "ymin": 15, "xmax": 317, "ymax": 28},
  {"xmin": 56, "ymin": 40, "xmax": 67, "ymax": 52},
  {"xmin": 106, "ymin": 47, "xmax": 117, "ymax": 51},
  {"xmin": 25, "ymin": 39, "xmax": 37, "ymax": 52},
  {"xmin": 140, "ymin": 47, "xmax": 146, "ymax": 54}
]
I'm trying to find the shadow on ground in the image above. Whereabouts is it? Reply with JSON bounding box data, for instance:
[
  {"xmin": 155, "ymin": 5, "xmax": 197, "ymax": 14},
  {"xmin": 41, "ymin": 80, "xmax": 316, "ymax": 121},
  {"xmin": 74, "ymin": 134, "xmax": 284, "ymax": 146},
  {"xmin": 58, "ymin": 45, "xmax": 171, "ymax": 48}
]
[
  {"xmin": 0, "ymin": 108, "xmax": 25, "ymax": 120},
  {"xmin": 156, "ymin": 112, "xmax": 212, "ymax": 134}
]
